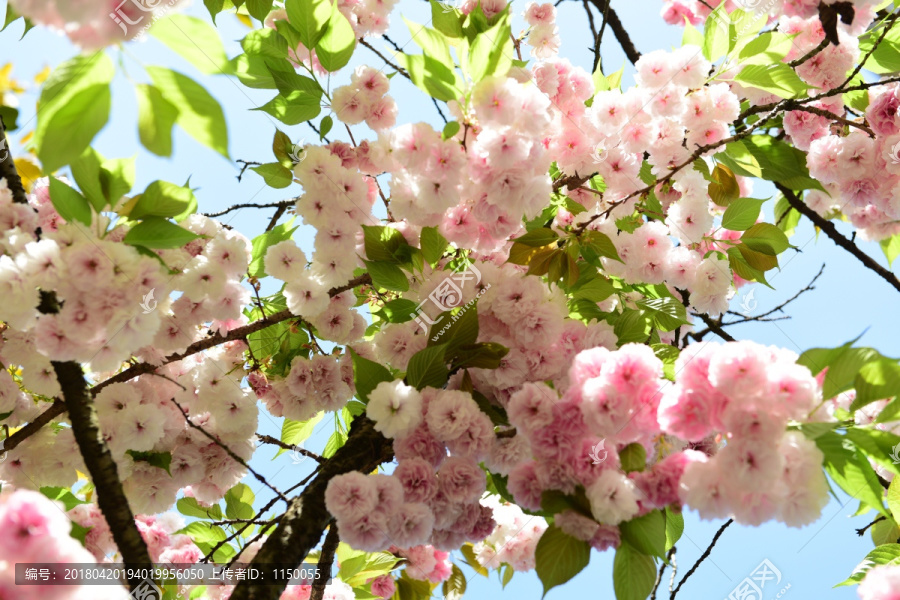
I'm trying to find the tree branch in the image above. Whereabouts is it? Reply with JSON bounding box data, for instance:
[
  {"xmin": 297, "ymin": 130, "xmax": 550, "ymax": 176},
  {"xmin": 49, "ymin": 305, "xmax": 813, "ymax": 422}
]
[
  {"xmin": 231, "ymin": 416, "xmax": 393, "ymax": 600},
  {"xmin": 3, "ymin": 274, "xmax": 373, "ymax": 454},
  {"xmin": 776, "ymin": 184, "xmax": 900, "ymax": 295},
  {"xmin": 0, "ymin": 117, "xmax": 27, "ymax": 204},
  {"xmin": 310, "ymin": 523, "xmax": 340, "ymax": 600},
  {"xmin": 671, "ymin": 519, "xmax": 733, "ymax": 599},
  {"xmin": 52, "ymin": 360, "xmax": 153, "ymax": 589},
  {"xmin": 203, "ymin": 201, "xmax": 295, "ymax": 219},
  {"xmin": 256, "ymin": 433, "xmax": 324, "ymax": 463},
  {"xmin": 582, "ymin": 0, "xmax": 641, "ymax": 65}
]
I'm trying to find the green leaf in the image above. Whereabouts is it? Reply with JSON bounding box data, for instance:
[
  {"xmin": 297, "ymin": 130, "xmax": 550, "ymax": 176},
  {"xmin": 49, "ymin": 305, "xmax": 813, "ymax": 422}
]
[
  {"xmin": 243, "ymin": 27, "xmax": 290, "ymax": 59},
  {"xmin": 854, "ymin": 358, "xmax": 900, "ymax": 409},
  {"xmin": 130, "ymin": 180, "xmax": 197, "ymax": 220},
  {"xmin": 708, "ymin": 163, "xmax": 741, "ymax": 207},
  {"xmin": 581, "ymin": 230, "xmax": 622, "ymax": 264},
  {"xmin": 573, "ymin": 276, "xmax": 615, "ymax": 303},
  {"xmin": 69, "ymin": 149, "xmax": 107, "ymax": 212},
  {"xmin": 177, "ymin": 497, "xmax": 223, "ymax": 520},
  {"xmin": 377, "ymin": 299, "xmax": 419, "ymax": 324},
  {"xmin": 126, "ymin": 450, "xmax": 173, "ymax": 476},
  {"xmin": 889, "ymin": 476, "xmax": 900, "ymax": 525},
  {"xmin": 406, "ymin": 344, "xmax": 449, "ymax": 390},
  {"xmin": 135, "ymin": 84, "xmax": 179, "ymax": 157},
  {"xmin": 534, "ymin": 525, "xmax": 591, "ymax": 597},
  {"xmin": 316, "ymin": 3, "xmax": 356, "ymax": 72},
  {"xmin": 124, "ymin": 216, "xmax": 202, "ymax": 249},
  {"xmin": 739, "ymin": 31, "xmax": 794, "ymax": 65},
  {"xmin": 845, "ymin": 428, "xmax": 900, "ymax": 478},
  {"xmin": 254, "ymin": 93, "xmax": 322, "ymax": 125},
  {"xmin": 442, "ymin": 564, "xmax": 467, "ymax": 600},
  {"xmin": 665, "ymin": 507, "xmax": 684, "ymax": 551},
  {"xmin": 70, "ymin": 521, "xmax": 91, "ymax": 546},
  {"xmin": 881, "ymin": 235, "xmax": 900, "ymax": 268},
  {"xmin": 40, "ymin": 487, "xmax": 88, "ymax": 511},
  {"xmin": 468, "ymin": 14, "xmax": 512, "ymax": 82},
  {"xmin": 837, "ymin": 544, "xmax": 900, "ymax": 586},
  {"xmin": 774, "ymin": 195, "xmax": 801, "ymax": 237},
  {"xmin": 350, "ymin": 347, "xmax": 393, "ymax": 403},
  {"xmin": 405, "ymin": 17, "xmax": 454, "ymax": 67},
  {"xmin": 246, "ymin": 0, "xmax": 275, "ymax": 21},
  {"xmin": 182, "ymin": 522, "xmax": 227, "ymax": 545},
  {"xmin": 618, "ymin": 443, "xmax": 646, "ymax": 473},
  {"xmin": 203, "ymin": 0, "xmax": 226, "ymax": 22},
  {"xmin": 251, "ymin": 163, "xmax": 294, "ymax": 189},
  {"xmin": 322, "ymin": 429, "xmax": 348, "ymax": 458},
  {"xmin": 451, "ymin": 342, "xmax": 509, "ymax": 370},
  {"xmin": 718, "ymin": 135, "xmax": 823, "ymax": 191},
  {"xmin": 36, "ymin": 84, "xmax": 110, "ymax": 173},
  {"xmin": 320, "ymin": 115, "xmax": 334, "ymax": 138},
  {"xmin": 49, "ymin": 176, "xmax": 92, "ymax": 226},
  {"xmin": 281, "ymin": 413, "xmax": 323, "ymax": 455},
  {"xmin": 620, "ymin": 510, "xmax": 666, "ymax": 558},
  {"xmin": 147, "ymin": 66, "xmax": 229, "ymax": 159},
  {"xmin": 442, "ymin": 120, "xmax": 460, "ymax": 140},
  {"xmin": 398, "ymin": 53, "xmax": 461, "ymax": 102},
  {"xmin": 815, "ymin": 431, "xmax": 888, "ymax": 517},
  {"xmin": 636, "ymin": 297, "xmax": 689, "ymax": 332},
  {"xmin": 420, "ymin": 226, "xmax": 448, "ymax": 265},
  {"xmin": 150, "ymin": 15, "xmax": 232, "ymax": 75},
  {"xmin": 513, "ymin": 228, "xmax": 559, "ymax": 248},
  {"xmin": 740, "ymin": 222, "xmax": 790, "ymax": 256},
  {"xmin": 702, "ymin": 8, "xmax": 730, "ymax": 61},
  {"xmin": 363, "ymin": 225, "xmax": 411, "ymax": 263},
  {"xmin": 33, "ymin": 54, "xmax": 114, "ymax": 172},
  {"xmin": 248, "ymin": 219, "xmax": 297, "ymax": 278},
  {"xmin": 612, "ymin": 309, "xmax": 651, "ymax": 345},
  {"xmin": 431, "ymin": 0, "xmax": 464, "ymax": 38},
  {"xmin": 722, "ymin": 197, "xmax": 767, "ymax": 231},
  {"xmin": 224, "ymin": 483, "xmax": 255, "ymax": 521},
  {"xmin": 285, "ymin": 0, "xmax": 332, "ymax": 49},
  {"xmin": 364, "ymin": 259, "xmax": 409, "ymax": 292},
  {"xmin": 734, "ymin": 63, "xmax": 809, "ymax": 99},
  {"xmin": 613, "ymin": 542, "xmax": 656, "ymax": 600}
]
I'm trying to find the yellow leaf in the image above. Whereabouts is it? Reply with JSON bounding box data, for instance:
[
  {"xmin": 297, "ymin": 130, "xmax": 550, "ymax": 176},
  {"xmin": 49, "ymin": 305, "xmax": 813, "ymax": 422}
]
[
  {"xmin": 34, "ymin": 65, "xmax": 51, "ymax": 85},
  {"xmin": 20, "ymin": 130, "xmax": 33, "ymax": 145},
  {"xmin": 13, "ymin": 158, "xmax": 42, "ymax": 192},
  {"xmin": 236, "ymin": 13, "xmax": 253, "ymax": 28},
  {"xmin": 0, "ymin": 63, "xmax": 24, "ymax": 94},
  {"xmin": 116, "ymin": 195, "xmax": 140, "ymax": 217}
]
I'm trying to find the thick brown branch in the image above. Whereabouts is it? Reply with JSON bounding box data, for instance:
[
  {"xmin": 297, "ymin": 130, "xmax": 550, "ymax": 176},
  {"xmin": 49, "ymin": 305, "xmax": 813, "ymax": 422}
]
[
  {"xmin": 777, "ymin": 184, "xmax": 900, "ymax": 295},
  {"xmin": 256, "ymin": 433, "xmax": 324, "ymax": 463},
  {"xmin": 310, "ymin": 523, "xmax": 340, "ymax": 600},
  {"xmin": 231, "ymin": 416, "xmax": 393, "ymax": 600},
  {"xmin": 582, "ymin": 0, "xmax": 641, "ymax": 65},
  {"xmin": 0, "ymin": 117, "xmax": 28, "ymax": 204},
  {"xmin": 52, "ymin": 361, "xmax": 153, "ymax": 589}
]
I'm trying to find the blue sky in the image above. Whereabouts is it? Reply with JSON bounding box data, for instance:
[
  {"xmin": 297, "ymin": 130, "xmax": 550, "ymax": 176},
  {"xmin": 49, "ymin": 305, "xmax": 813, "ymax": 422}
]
[{"xmin": 1, "ymin": 0, "xmax": 898, "ymax": 598}]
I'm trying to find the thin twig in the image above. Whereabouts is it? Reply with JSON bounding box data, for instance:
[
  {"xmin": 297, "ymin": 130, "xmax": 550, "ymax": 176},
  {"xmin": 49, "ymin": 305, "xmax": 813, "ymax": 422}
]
[
  {"xmin": 256, "ymin": 433, "xmax": 325, "ymax": 463},
  {"xmin": 236, "ymin": 160, "xmax": 262, "ymax": 182},
  {"xmin": 358, "ymin": 38, "xmax": 410, "ymax": 79},
  {"xmin": 856, "ymin": 515, "xmax": 886, "ymax": 537},
  {"xmin": 788, "ymin": 38, "xmax": 829, "ymax": 68},
  {"xmin": 777, "ymin": 184, "xmax": 900, "ymax": 295},
  {"xmin": 671, "ymin": 519, "xmax": 733, "ymax": 599},
  {"xmin": 203, "ymin": 201, "xmax": 294, "ymax": 219},
  {"xmin": 170, "ymin": 397, "xmax": 290, "ymax": 503}
]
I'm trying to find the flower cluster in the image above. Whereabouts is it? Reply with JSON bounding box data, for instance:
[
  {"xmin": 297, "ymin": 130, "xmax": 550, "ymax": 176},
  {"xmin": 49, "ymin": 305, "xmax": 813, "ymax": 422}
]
[
  {"xmin": 472, "ymin": 496, "xmax": 547, "ymax": 572},
  {"xmin": 523, "ymin": 2, "xmax": 560, "ymax": 59},
  {"xmin": 332, "ymin": 66, "xmax": 399, "ymax": 131},
  {"xmin": 8, "ymin": 0, "xmax": 186, "ymax": 49},
  {"xmin": 325, "ymin": 383, "xmax": 497, "ymax": 552},
  {"xmin": 858, "ymin": 564, "xmax": 900, "ymax": 600},
  {"xmin": 0, "ymin": 489, "xmax": 129, "ymax": 599}
]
